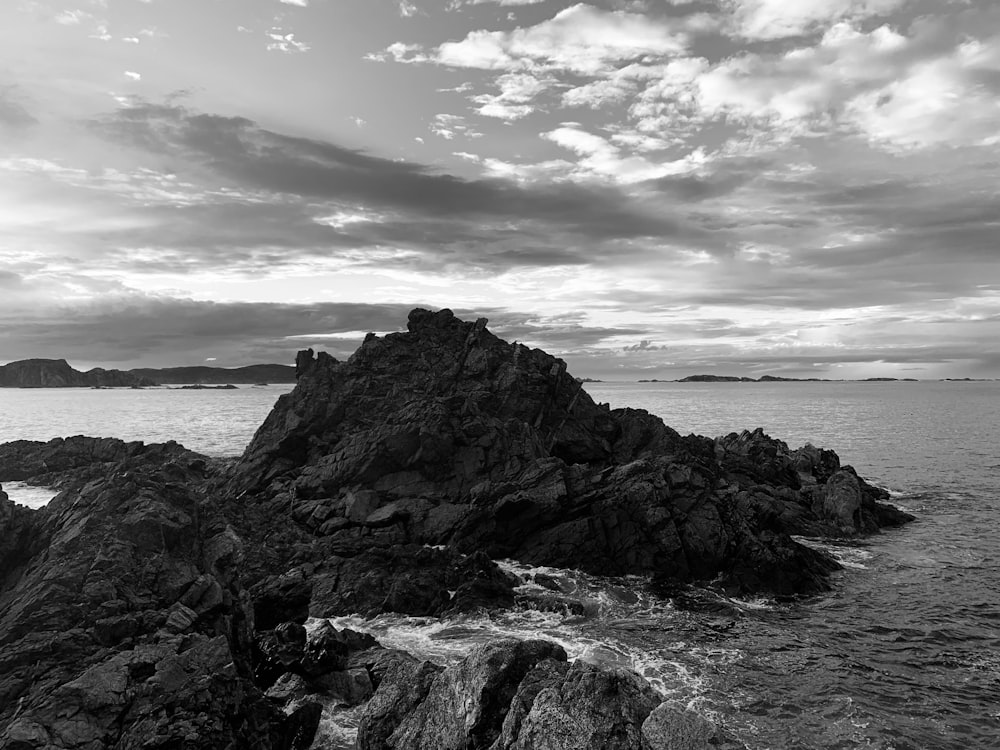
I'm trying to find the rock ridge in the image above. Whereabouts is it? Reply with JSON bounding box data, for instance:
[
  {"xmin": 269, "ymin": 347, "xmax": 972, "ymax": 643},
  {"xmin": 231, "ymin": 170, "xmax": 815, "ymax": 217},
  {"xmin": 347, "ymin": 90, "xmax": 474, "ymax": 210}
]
[{"xmin": 231, "ymin": 307, "xmax": 911, "ymax": 601}]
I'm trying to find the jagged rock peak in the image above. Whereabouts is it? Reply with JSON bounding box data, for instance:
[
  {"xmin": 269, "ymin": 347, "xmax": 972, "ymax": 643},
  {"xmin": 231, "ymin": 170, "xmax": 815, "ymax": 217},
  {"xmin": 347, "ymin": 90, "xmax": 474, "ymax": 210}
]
[
  {"xmin": 406, "ymin": 307, "xmax": 485, "ymax": 332},
  {"xmin": 229, "ymin": 306, "xmax": 911, "ymax": 599}
]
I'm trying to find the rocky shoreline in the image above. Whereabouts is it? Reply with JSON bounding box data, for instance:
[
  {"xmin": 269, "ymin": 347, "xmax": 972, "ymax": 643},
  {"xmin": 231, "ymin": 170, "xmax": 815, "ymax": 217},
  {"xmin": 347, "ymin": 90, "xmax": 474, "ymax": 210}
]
[{"xmin": 0, "ymin": 309, "xmax": 912, "ymax": 749}]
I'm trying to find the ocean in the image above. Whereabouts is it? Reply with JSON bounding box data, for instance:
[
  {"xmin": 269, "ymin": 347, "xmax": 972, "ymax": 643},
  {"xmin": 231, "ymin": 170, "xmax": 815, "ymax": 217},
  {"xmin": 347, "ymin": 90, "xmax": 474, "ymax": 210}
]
[{"xmin": 1, "ymin": 381, "xmax": 997, "ymax": 749}]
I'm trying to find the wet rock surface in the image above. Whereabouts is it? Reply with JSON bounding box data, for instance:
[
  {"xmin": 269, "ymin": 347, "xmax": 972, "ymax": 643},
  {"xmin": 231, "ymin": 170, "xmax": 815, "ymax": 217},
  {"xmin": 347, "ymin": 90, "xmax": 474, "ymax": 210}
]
[
  {"xmin": 0, "ymin": 307, "xmax": 913, "ymax": 747},
  {"xmin": 356, "ymin": 637, "xmax": 745, "ymax": 750}
]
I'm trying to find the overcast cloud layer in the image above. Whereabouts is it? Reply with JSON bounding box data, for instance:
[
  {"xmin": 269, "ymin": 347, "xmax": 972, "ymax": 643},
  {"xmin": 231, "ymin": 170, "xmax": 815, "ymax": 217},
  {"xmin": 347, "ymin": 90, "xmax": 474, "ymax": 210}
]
[{"xmin": 1, "ymin": 0, "xmax": 998, "ymax": 378}]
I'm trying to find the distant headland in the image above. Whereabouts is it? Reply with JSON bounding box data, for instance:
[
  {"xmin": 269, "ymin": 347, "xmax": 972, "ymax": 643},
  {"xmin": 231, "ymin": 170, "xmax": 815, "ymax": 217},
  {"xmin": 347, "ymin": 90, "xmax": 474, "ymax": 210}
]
[
  {"xmin": 0, "ymin": 358, "xmax": 296, "ymax": 388},
  {"xmin": 637, "ymin": 374, "xmax": 988, "ymax": 383}
]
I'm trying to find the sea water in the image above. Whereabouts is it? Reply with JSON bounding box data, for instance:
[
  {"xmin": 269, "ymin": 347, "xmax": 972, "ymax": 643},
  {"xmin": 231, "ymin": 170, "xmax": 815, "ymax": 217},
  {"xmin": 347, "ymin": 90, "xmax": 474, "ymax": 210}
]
[{"xmin": 1, "ymin": 381, "xmax": 997, "ymax": 748}]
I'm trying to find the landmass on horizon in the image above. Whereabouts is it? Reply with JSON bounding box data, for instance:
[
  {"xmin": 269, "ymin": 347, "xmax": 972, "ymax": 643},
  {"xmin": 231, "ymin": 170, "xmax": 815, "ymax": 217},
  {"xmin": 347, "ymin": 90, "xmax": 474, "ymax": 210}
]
[
  {"xmin": 1, "ymin": 357, "xmax": 992, "ymax": 389},
  {"xmin": 0, "ymin": 358, "xmax": 296, "ymax": 388}
]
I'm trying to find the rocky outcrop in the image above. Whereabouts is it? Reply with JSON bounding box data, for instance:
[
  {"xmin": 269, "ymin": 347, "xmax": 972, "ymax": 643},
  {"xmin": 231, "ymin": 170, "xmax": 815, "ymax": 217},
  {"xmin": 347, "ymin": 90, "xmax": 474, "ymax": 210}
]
[
  {"xmin": 357, "ymin": 638, "xmax": 743, "ymax": 750},
  {"xmin": 0, "ymin": 436, "xmax": 196, "ymax": 486},
  {"xmin": 0, "ymin": 443, "xmax": 313, "ymax": 749},
  {"xmin": 231, "ymin": 308, "xmax": 911, "ymax": 600},
  {"xmin": 0, "ymin": 359, "xmax": 155, "ymax": 388},
  {"xmin": 0, "ymin": 307, "xmax": 916, "ymax": 748}
]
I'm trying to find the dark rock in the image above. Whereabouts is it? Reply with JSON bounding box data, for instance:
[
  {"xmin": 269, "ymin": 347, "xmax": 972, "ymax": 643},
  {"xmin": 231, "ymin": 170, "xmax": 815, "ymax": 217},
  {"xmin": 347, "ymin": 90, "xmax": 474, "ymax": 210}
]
[
  {"xmin": 301, "ymin": 619, "xmax": 351, "ymax": 676},
  {"xmin": 252, "ymin": 569, "xmax": 313, "ymax": 629},
  {"xmin": 641, "ymin": 703, "xmax": 745, "ymax": 749},
  {"xmin": 255, "ymin": 622, "xmax": 308, "ymax": 686},
  {"xmin": 307, "ymin": 545, "xmax": 516, "ymax": 619},
  {"xmin": 228, "ymin": 308, "xmax": 909, "ymax": 599},
  {"xmin": 0, "ymin": 443, "xmax": 303, "ymax": 749},
  {"xmin": 368, "ymin": 638, "xmax": 567, "ymax": 750},
  {"xmin": 266, "ymin": 672, "xmax": 311, "ymax": 703},
  {"xmin": 310, "ymin": 666, "xmax": 374, "ymax": 705},
  {"xmin": 491, "ymin": 660, "xmax": 661, "ymax": 750},
  {"xmin": 284, "ymin": 701, "xmax": 323, "ymax": 750},
  {"xmin": 356, "ymin": 657, "xmax": 443, "ymax": 750},
  {"xmin": 356, "ymin": 638, "xmax": 706, "ymax": 750}
]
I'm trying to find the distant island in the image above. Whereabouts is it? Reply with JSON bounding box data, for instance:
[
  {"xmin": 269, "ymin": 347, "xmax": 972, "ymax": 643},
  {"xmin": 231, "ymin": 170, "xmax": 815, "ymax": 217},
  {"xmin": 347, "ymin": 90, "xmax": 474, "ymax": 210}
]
[
  {"xmin": 636, "ymin": 374, "xmax": 925, "ymax": 382},
  {"xmin": 0, "ymin": 359, "xmax": 156, "ymax": 388},
  {"xmin": 0, "ymin": 358, "xmax": 296, "ymax": 388},
  {"xmin": 130, "ymin": 364, "xmax": 296, "ymax": 385}
]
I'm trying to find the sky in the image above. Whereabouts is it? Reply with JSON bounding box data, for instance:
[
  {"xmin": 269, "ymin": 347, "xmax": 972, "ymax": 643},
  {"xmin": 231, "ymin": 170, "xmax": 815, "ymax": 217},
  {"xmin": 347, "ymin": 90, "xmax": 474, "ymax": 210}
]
[{"xmin": 1, "ymin": 0, "xmax": 998, "ymax": 380}]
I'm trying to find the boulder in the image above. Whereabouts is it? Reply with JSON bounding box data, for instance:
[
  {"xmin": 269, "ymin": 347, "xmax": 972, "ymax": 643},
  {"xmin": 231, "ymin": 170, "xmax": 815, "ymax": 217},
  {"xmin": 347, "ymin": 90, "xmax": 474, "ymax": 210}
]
[
  {"xmin": 356, "ymin": 657, "xmax": 444, "ymax": 750},
  {"xmin": 491, "ymin": 660, "xmax": 660, "ymax": 750},
  {"xmin": 641, "ymin": 703, "xmax": 745, "ymax": 749},
  {"xmin": 360, "ymin": 638, "xmax": 566, "ymax": 750}
]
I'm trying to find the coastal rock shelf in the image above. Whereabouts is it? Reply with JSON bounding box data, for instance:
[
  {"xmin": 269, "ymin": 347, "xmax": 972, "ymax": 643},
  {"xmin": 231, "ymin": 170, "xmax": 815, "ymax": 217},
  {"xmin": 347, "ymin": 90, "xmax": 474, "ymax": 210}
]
[{"xmin": 0, "ymin": 308, "xmax": 913, "ymax": 748}]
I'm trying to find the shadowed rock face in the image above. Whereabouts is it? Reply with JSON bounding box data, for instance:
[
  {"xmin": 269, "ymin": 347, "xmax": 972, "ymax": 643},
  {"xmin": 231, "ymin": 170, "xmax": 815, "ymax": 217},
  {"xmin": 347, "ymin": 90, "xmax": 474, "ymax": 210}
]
[
  {"xmin": 233, "ymin": 308, "xmax": 910, "ymax": 599},
  {"xmin": 0, "ymin": 441, "xmax": 312, "ymax": 749}
]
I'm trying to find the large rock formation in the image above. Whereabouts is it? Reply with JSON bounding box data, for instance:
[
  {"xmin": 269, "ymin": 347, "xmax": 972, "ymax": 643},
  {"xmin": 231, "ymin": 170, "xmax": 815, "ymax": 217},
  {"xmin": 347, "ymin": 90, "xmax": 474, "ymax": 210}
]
[
  {"xmin": 0, "ymin": 307, "xmax": 914, "ymax": 748},
  {"xmin": 0, "ymin": 359, "xmax": 155, "ymax": 388},
  {"xmin": 231, "ymin": 308, "xmax": 911, "ymax": 601}
]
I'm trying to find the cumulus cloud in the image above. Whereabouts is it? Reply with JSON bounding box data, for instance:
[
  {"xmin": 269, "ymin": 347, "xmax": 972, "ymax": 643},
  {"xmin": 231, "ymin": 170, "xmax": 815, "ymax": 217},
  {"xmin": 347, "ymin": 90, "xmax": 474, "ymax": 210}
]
[
  {"xmin": 691, "ymin": 17, "xmax": 1000, "ymax": 149},
  {"xmin": 450, "ymin": 0, "xmax": 548, "ymax": 7},
  {"xmin": 542, "ymin": 123, "xmax": 708, "ymax": 182},
  {"xmin": 430, "ymin": 113, "xmax": 483, "ymax": 140},
  {"xmin": 266, "ymin": 30, "xmax": 310, "ymax": 54},
  {"xmin": 387, "ymin": 4, "xmax": 704, "ymax": 75},
  {"xmin": 726, "ymin": 0, "xmax": 910, "ymax": 40},
  {"xmin": 471, "ymin": 72, "xmax": 554, "ymax": 120},
  {"xmin": 55, "ymin": 9, "xmax": 91, "ymax": 25}
]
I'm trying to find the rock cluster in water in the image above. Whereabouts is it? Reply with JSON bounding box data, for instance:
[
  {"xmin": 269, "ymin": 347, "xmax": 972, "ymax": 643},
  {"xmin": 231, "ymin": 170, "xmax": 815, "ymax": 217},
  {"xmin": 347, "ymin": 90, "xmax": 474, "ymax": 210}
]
[{"xmin": 0, "ymin": 309, "xmax": 913, "ymax": 748}]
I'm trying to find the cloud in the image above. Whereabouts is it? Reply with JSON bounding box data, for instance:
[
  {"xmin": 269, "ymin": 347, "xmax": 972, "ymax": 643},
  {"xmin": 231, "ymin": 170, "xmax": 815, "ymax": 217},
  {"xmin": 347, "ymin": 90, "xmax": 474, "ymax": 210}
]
[
  {"xmin": 389, "ymin": 4, "xmax": 704, "ymax": 75},
  {"xmin": 430, "ymin": 113, "xmax": 483, "ymax": 140},
  {"xmin": 542, "ymin": 123, "xmax": 708, "ymax": 182},
  {"xmin": 89, "ymin": 102, "xmax": 701, "ymax": 251},
  {"xmin": 0, "ymin": 296, "xmax": 415, "ymax": 365},
  {"xmin": 0, "ymin": 293, "xmax": 658, "ymax": 368},
  {"xmin": 692, "ymin": 16, "xmax": 1000, "ymax": 149},
  {"xmin": 55, "ymin": 9, "xmax": 91, "ymax": 25},
  {"xmin": 726, "ymin": 0, "xmax": 910, "ymax": 40},
  {"xmin": 0, "ymin": 87, "xmax": 37, "ymax": 129},
  {"xmin": 266, "ymin": 29, "xmax": 311, "ymax": 54},
  {"xmin": 450, "ymin": 0, "xmax": 548, "ymax": 7},
  {"xmin": 471, "ymin": 72, "xmax": 554, "ymax": 120},
  {"xmin": 279, "ymin": 0, "xmax": 309, "ymax": 6}
]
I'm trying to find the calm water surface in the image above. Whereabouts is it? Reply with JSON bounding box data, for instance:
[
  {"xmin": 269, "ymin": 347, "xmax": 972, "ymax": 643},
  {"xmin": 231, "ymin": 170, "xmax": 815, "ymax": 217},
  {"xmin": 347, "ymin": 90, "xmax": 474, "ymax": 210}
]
[{"xmin": 1, "ymin": 381, "xmax": 997, "ymax": 749}]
